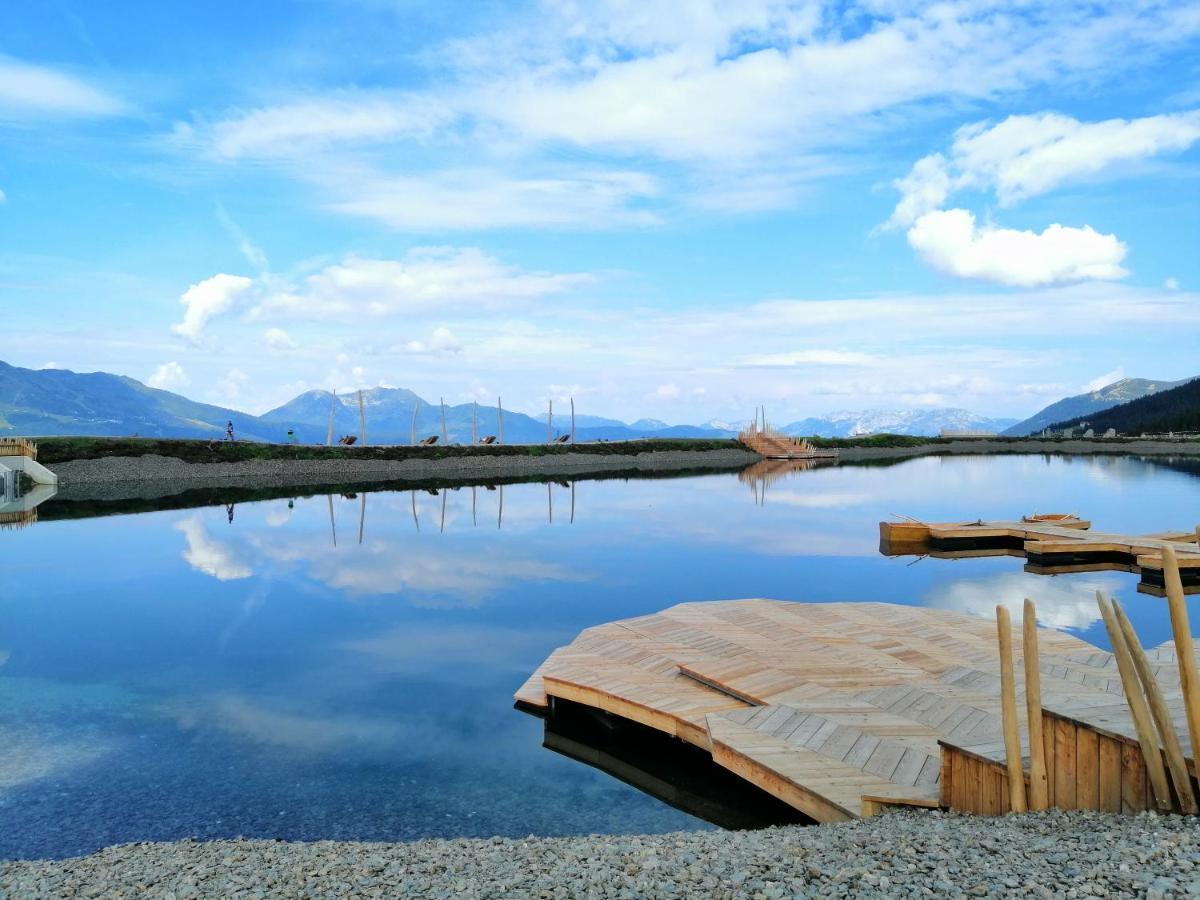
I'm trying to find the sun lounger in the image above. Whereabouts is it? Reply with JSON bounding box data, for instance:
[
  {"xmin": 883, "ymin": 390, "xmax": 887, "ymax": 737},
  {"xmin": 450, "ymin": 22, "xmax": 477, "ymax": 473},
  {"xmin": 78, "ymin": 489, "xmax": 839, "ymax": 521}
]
[
  {"xmin": 419, "ymin": 435, "xmax": 438, "ymax": 446},
  {"xmin": 479, "ymin": 435, "xmax": 497, "ymax": 444}
]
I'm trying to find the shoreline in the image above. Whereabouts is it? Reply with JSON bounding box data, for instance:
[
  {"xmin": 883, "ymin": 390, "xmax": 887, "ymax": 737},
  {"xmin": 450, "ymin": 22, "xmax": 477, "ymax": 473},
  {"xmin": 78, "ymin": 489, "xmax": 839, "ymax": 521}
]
[{"xmin": 2, "ymin": 809, "xmax": 1193, "ymax": 898}]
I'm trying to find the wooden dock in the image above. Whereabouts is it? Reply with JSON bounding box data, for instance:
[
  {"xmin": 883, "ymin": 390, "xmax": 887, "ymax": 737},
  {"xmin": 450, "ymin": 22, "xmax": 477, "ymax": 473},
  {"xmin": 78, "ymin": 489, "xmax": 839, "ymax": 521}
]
[
  {"xmin": 738, "ymin": 429, "xmax": 839, "ymax": 461},
  {"xmin": 880, "ymin": 515, "xmax": 1200, "ymax": 595},
  {"xmin": 516, "ymin": 599, "xmax": 1200, "ymax": 822}
]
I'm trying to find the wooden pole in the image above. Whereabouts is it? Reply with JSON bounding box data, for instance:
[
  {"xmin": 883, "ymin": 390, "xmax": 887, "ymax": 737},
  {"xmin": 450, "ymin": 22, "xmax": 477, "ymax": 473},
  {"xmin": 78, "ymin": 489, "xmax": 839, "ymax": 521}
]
[
  {"xmin": 547, "ymin": 400, "xmax": 553, "ymax": 443},
  {"xmin": 571, "ymin": 398, "xmax": 576, "ymax": 443},
  {"xmin": 498, "ymin": 397, "xmax": 504, "ymax": 444},
  {"xmin": 357, "ymin": 390, "xmax": 367, "ymax": 445},
  {"xmin": 570, "ymin": 481, "xmax": 575, "ymax": 524},
  {"xmin": 1113, "ymin": 597, "xmax": 1197, "ymax": 813},
  {"xmin": 1163, "ymin": 544, "xmax": 1200, "ymax": 785},
  {"xmin": 995, "ymin": 605, "xmax": 1028, "ymax": 812},
  {"xmin": 410, "ymin": 490, "xmax": 419, "ymax": 532},
  {"xmin": 472, "ymin": 485, "xmax": 477, "ymax": 526},
  {"xmin": 440, "ymin": 397, "xmax": 448, "ymax": 444},
  {"xmin": 440, "ymin": 489, "xmax": 446, "ymax": 534},
  {"xmin": 327, "ymin": 494, "xmax": 337, "ymax": 547},
  {"xmin": 547, "ymin": 482, "xmax": 553, "ymax": 523},
  {"xmin": 1097, "ymin": 591, "xmax": 1173, "ymax": 810},
  {"xmin": 497, "ymin": 483, "xmax": 503, "ymax": 529},
  {"xmin": 1022, "ymin": 599, "xmax": 1049, "ymax": 811},
  {"xmin": 472, "ymin": 402, "xmax": 478, "ymax": 444},
  {"xmin": 411, "ymin": 400, "xmax": 419, "ymax": 446},
  {"xmin": 327, "ymin": 389, "xmax": 337, "ymax": 446}
]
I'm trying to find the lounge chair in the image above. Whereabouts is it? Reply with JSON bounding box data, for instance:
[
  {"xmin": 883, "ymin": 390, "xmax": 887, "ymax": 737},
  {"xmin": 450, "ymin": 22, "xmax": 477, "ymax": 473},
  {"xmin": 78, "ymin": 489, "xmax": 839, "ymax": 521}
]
[
  {"xmin": 479, "ymin": 435, "xmax": 497, "ymax": 444},
  {"xmin": 419, "ymin": 435, "xmax": 438, "ymax": 446},
  {"xmin": 553, "ymin": 434, "xmax": 571, "ymax": 443},
  {"xmin": 339, "ymin": 435, "xmax": 358, "ymax": 445}
]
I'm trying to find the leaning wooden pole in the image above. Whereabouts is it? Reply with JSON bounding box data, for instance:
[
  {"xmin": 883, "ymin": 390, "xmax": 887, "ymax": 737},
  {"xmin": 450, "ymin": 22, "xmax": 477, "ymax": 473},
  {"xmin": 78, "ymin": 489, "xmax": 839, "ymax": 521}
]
[
  {"xmin": 996, "ymin": 605, "xmax": 1028, "ymax": 812},
  {"xmin": 547, "ymin": 400, "xmax": 553, "ymax": 443},
  {"xmin": 1163, "ymin": 544, "xmax": 1200, "ymax": 782},
  {"xmin": 472, "ymin": 402, "xmax": 478, "ymax": 444},
  {"xmin": 440, "ymin": 397, "xmax": 448, "ymax": 444},
  {"xmin": 357, "ymin": 389, "xmax": 367, "ymax": 445},
  {"xmin": 1097, "ymin": 591, "xmax": 1173, "ymax": 811},
  {"xmin": 410, "ymin": 400, "xmax": 419, "ymax": 446},
  {"xmin": 498, "ymin": 397, "xmax": 505, "ymax": 444},
  {"xmin": 1112, "ymin": 597, "xmax": 1198, "ymax": 813},
  {"xmin": 571, "ymin": 398, "xmax": 576, "ymax": 443},
  {"xmin": 1022, "ymin": 599, "xmax": 1049, "ymax": 810}
]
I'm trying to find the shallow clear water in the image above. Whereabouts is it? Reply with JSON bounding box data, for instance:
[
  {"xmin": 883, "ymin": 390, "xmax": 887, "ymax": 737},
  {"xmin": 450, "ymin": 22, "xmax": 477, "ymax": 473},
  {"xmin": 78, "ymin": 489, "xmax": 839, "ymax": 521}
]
[{"xmin": 3, "ymin": 454, "xmax": 1200, "ymax": 858}]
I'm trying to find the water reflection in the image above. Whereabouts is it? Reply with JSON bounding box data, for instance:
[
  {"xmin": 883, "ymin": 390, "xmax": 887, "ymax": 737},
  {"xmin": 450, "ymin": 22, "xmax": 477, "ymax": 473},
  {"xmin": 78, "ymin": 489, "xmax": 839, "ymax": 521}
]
[{"xmin": 3, "ymin": 454, "xmax": 1200, "ymax": 858}]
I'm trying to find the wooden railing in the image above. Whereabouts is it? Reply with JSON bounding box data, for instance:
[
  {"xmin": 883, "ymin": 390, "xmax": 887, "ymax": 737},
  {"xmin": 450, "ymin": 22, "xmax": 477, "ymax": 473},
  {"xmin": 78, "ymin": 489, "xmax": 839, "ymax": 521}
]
[{"xmin": 0, "ymin": 438, "xmax": 37, "ymax": 459}]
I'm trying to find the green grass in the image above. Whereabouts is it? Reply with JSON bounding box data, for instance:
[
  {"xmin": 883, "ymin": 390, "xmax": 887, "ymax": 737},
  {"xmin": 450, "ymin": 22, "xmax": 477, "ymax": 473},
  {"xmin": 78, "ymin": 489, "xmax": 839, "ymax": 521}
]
[{"xmin": 34, "ymin": 435, "xmax": 745, "ymax": 465}]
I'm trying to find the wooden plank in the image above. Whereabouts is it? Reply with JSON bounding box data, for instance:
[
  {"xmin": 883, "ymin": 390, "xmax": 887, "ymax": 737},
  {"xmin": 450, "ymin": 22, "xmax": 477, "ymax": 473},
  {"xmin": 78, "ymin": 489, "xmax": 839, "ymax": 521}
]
[
  {"xmin": 1075, "ymin": 727, "xmax": 1099, "ymax": 810},
  {"xmin": 1054, "ymin": 717, "xmax": 1078, "ymax": 809},
  {"xmin": 1099, "ymin": 736, "xmax": 1123, "ymax": 813},
  {"xmin": 1121, "ymin": 743, "xmax": 1148, "ymax": 814}
]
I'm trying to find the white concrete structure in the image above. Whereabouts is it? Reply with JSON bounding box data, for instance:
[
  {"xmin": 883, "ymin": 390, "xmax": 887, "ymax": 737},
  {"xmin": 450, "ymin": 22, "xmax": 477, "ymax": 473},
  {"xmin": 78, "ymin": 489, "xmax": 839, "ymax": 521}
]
[{"xmin": 0, "ymin": 455, "xmax": 57, "ymax": 485}]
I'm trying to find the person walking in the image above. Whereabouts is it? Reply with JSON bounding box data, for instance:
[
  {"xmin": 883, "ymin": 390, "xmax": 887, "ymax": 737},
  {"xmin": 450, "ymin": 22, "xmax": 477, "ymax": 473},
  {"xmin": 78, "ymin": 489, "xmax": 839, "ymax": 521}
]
[{"xmin": 225, "ymin": 420, "xmax": 235, "ymax": 442}]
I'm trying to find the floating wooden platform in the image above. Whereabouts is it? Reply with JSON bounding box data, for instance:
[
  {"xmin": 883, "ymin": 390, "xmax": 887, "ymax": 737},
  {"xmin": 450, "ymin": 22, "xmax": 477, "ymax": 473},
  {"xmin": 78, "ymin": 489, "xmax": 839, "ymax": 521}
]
[
  {"xmin": 738, "ymin": 431, "xmax": 839, "ymax": 461},
  {"xmin": 880, "ymin": 515, "xmax": 1200, "ymax": 595},
  {"xmin": 517, "ymin": 599, "xmax": 1197, "ymax": 821}
]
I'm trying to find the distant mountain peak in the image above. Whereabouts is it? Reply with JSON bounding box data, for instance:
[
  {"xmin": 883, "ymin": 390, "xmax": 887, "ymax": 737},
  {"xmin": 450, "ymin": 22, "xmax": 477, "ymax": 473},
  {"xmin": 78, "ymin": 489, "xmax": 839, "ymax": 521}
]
[{"xmin": 1004, "ymin": 376, "xmax": 1190, "ymax": 436}]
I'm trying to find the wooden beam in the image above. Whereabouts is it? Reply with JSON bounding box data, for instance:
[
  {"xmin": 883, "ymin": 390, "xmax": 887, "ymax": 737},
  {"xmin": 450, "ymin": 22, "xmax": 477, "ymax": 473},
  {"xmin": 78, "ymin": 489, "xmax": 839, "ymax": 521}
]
[
  {"xmin": 1164, "ymin": 544, "xmax": 1200, "ymax": 781},
  {"xmin": 357, "ymin": 389, "xmax": 367, "ymax": 445},
  {"xmin": 1096, "ymin": 591, "xmax": 1172, "ymax": 811},
  {"xmin": 1023, "ymin": 599, "xmax": 1049, "ymax": 810},
  {"xmin": 1112, "ymin": 598, "xmax": 1197, "ymax": 813},
  {"xmin": 996, "ymin": 605, "xmax": 1028, "ymax": 812}
]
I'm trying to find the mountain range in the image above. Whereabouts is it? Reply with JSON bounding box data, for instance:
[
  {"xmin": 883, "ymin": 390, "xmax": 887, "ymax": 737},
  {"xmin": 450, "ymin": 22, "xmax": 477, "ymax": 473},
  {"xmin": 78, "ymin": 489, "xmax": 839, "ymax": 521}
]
[
  {"xmin": 1001, "ymin": 378, "xmax": 1192, "ymax": 436},
  {"xmin": 3, "ymin": 358, "xmax": 1194, "ymax": 444},
  {"xmin": 1052, "ymin": 377, "xmax": 1200, "ymax": 435}
]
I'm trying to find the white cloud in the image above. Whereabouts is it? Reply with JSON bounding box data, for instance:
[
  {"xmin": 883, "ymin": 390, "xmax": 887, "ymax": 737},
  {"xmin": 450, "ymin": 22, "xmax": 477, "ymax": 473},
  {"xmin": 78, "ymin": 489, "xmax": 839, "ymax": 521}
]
[
  {"xmin": 0, "ymin": 187, "xmax": 6, "ymax": 204},
  {"xmin": 405, "ymin": 326, "xmax": 462, "ymax": 355},
  {"xmin": 326, "ymin": 167, "xmax": 660, "ymax": 230},
  {"xmin": 1082, "ymin": 367, "xmax": 1124, "ymax": 393},
  {"xmin": 171, "ymin": 273, "xmax": 255, "ymax": 342},
  {"xmin": 174, "ymin": 516, "xmax": 252, "ymax": 581},
  {"xmin": 737, "ymin": 349, "xmax": 879, "ymax": 368},
  {"xmin": 890, "ymin": 110, "xmax": 1200, "ymax": 227},
  {"xmin": 926, "ymin": 572, "xmax": 1125, "ymax": 631},
  {"xmin": 0, "ymin": 55, "xmax": 125, "ymax": 118},
  {"xmin": 906, "ymin": 208, "xmax": 1128, "ymax": 287},
  {"xmin": 213, "ymin": 368, "xmax": 249, "ymax": 403},
  {"xmin": 1165, "ymin": 277, "xmax": 1181, "ymax": 290},
  {"xmin": 260, "ymin": 247, "xmax": 589, "ymax": 319},
  {"xmin": 654, "ymin": 383, "xmax": 681, "ymax": 399},
  {"xmin": 147, "ymin": 361, "xmax": 189, "ymax": 391},
  {"xmin": 263, "ymin": 327, "xmax": 296, "ymax": 350}
]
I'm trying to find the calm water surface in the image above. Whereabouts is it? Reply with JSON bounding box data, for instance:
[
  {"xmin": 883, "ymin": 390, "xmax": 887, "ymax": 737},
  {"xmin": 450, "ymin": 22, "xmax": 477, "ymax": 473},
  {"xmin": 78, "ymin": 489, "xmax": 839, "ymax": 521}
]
[{"xmin": 3, "ymin": 454, "xmax": 1200, "ymax": 858}]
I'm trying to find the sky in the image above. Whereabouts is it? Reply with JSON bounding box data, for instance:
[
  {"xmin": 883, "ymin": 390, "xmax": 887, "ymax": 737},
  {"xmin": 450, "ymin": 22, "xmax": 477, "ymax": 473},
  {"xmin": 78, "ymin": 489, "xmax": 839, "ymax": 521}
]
[{"xmin": 2, "ymin": 0, "xmax": 1199, "ymax": 424}]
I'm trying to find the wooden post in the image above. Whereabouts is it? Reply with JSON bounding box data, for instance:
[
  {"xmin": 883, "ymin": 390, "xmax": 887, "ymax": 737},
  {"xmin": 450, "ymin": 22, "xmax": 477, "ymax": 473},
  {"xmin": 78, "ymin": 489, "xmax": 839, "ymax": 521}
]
[
  {"xmin": 497, "ymin": 483, "xmax": 503, "ymax": 529},
  {"xmin": 1163, "ymin": 544, "xmax": 1200, "ymax": 788},
  {"xmin": 357, "ymin": 389, "xmax": 367, "ymax": 445},
  {"xmin": 440, "ymin": 489, "xmax": 446, "ymax": 534},
  {"xmin": 327, "ymin": 494, "xmax": 337, "ymax": 547},
  {"xmin": 498, "ymin": 397, "xmax": 504, "ymax": 444},
  {"xmin": 570, "ymin": 481, "xmax": 575, "ymax": 524},
  {"xmin": 440, "ymin": 397, "xmax": 448, "ymax": 444},
  {"xmin": 472, "ymin": 402, "xmax": 478, "ymax": 444},
  {"xmin": 410, "ymin": 490, "xmax": 419, "ymax": 532},
  {"xmin": 411, "ymin": 400, "xmax": 420, "ymax": 446},
  {"xmin": 327, "ymin": 389, "xmax": 337, "ymax": 446},
  {"xmin": 1023, "ymin": 599, "xmax": 1049, "ymax": 810},
  {"xmin": 1097, "ymin": 591, "xmax": 1173, "ymax": 811},
  {"xmin": 1112, "ymin": 597, "xmax": 1198, "ymax": 813},
  {"xmin": 547, "ymin": 400, "xmax": 553, "ymax": 443},
  {"xmin": 996, "ymin": 605, "xmax": 1028, "ymax": 812}
]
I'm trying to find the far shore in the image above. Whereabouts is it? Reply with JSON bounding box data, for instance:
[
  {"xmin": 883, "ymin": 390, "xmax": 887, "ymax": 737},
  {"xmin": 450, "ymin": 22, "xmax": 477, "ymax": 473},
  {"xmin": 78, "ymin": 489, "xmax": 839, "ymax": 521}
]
[{"xmin": 23, "ymin": 435, "xmax": 1200, "ymax": 502}]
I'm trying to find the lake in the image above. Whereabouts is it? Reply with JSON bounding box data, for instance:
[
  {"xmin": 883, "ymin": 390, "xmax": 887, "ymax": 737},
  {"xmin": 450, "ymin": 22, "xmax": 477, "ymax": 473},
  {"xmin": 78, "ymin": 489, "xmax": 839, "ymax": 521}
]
[{"xmin": 3, "ymin": 453, "xmax": 1200, "ymax": 859}]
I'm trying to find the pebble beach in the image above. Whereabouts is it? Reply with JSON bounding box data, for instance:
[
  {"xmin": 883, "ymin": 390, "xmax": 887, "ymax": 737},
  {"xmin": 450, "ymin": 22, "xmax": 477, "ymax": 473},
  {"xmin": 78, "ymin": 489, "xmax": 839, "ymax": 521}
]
[{"xmin": 3, "ymin": 809, "xmax": 1198, "ymax": 899}]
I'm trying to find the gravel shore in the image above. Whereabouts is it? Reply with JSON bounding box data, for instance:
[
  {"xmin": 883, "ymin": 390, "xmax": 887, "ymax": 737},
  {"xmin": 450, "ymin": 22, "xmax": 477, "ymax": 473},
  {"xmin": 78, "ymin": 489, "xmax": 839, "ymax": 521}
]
[{"xmin": 3, "ymin": 810, "xmax": 1197, "ymax": 898}]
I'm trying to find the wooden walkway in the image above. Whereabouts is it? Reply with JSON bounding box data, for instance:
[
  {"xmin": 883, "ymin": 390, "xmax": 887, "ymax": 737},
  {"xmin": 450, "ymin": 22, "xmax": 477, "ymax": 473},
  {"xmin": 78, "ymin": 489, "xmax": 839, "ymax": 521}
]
[
  {"xmin": 880, "ymin": 515, "xmax": 1200, "ymax": 595},
  {"xmin": 516, "ymin": 599, "xmax": 1190, "ymax": 822}
]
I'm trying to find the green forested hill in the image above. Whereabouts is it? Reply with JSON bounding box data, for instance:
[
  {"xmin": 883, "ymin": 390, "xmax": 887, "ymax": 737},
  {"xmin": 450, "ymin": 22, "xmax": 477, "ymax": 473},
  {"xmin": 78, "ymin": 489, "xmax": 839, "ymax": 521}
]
[{"xmin": 1052, "ymin": 377, "xmax": 1200, "ymax": 434}]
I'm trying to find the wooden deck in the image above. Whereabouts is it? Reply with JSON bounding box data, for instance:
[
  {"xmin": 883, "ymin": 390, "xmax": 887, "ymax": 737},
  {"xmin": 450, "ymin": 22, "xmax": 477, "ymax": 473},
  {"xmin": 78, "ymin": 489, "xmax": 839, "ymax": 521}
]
[
  {"xmin": 516, "ymin": 599, "xmax": 1193, "ymax": 821},
  {"xmin": 880, "ymin": 515, "xmax": 1200, "ymax": 595}
]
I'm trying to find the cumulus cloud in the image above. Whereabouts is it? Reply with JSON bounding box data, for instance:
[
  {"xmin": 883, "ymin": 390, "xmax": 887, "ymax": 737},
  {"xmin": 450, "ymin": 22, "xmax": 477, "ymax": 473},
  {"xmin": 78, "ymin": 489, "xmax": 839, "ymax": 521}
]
[
  {"xmin": 405, "ymin": 326, "xmax": 462, "ymax": 355},
  {"xmin": 171, "ymin": 273, "xmax": 255, "ymax": 342},
  {"xmin": 654, "ymin": 383, "xmax": 681, "ymax": 399},
  {"xmin": 0, "ymin": 55, "xmax": 125, "ymax": 118},
  {"xmin": 147, "ymin": 361, "xmax": 189, "ymax": 391},
  {"xmin": 1082, "ymin": 367, "xmax": 1125, "ymax": 393},
  {"xmin": 264, "ymin": 327, "xmax": 296, "ymax": 350},
  {"xmin": 174, "ymin": 517, "xmax": 252, "ymax": 581},
  {"xmin": 927, "ymin": 572, "xmax": 1125, "ymax": 631},
  {"xmin": 889, "ymin": 110, "xmax": 1200, "ymax": 228},
  {"xmin": 906, "ymin": 208, "xmax": 1128, "ymax": 287},
  {"xmin": 259, "ymin": 247, "xmax": 588, "ymax": 319}
]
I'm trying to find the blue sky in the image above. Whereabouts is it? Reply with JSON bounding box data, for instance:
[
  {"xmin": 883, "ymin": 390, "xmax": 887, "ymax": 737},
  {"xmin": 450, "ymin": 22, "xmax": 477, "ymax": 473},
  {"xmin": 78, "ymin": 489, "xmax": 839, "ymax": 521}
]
[{"xmin": 2, "ymin": 0, "xmax": 1199, "ymax": 423}]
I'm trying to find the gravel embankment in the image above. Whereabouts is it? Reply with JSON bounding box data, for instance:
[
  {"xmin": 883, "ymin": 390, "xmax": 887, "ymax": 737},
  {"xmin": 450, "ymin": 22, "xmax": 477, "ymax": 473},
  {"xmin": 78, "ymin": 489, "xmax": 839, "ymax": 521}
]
[
  {"xmin": 49, "ymin": 449, "xmax": 758, "ymax": 496},
  {"xmin": 3, "ymin": 810, "xmax": 1197, "ymax": 898},
  {"xmin": 836, "ymin": 438, "xmax": 1200, "ymax": 462}
]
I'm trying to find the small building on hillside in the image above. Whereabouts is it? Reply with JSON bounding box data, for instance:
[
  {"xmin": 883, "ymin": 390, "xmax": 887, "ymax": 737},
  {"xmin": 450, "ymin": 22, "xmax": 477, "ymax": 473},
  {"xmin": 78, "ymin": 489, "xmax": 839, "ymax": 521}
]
[{"xmin": 939, "ymin": 429, "xmax": 998, "ymax": 439}]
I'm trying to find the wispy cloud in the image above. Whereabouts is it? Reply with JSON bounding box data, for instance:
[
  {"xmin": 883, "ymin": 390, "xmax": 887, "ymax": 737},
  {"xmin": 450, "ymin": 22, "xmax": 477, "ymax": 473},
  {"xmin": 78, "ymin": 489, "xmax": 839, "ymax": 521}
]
[{"xmin": 0, "ymin": 55, "xmax": 126, "ymax": 119}]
